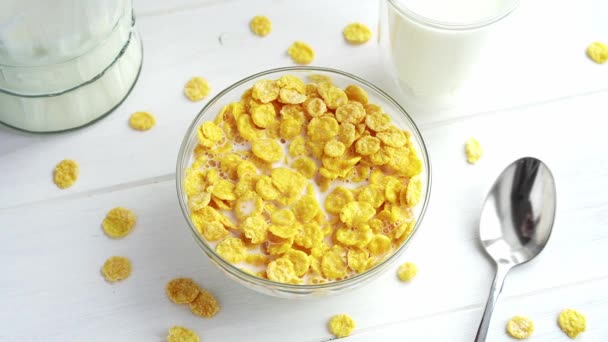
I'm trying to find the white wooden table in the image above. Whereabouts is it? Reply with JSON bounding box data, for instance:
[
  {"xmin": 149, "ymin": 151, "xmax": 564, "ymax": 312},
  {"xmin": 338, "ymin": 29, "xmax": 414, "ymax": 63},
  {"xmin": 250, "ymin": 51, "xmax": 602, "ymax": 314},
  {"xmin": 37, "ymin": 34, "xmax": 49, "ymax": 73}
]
[{"xmin": 1, "ymin": 0, "xmax": 607, "ymax": 341}]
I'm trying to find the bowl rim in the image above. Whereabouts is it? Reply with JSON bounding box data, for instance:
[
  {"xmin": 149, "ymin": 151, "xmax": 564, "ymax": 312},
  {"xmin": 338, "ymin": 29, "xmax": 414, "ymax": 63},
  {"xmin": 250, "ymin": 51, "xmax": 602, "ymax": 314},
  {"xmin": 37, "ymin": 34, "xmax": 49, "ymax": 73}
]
[{"xmin": 176, "ymin": 66, "xmax": 432, "ymax": 291}]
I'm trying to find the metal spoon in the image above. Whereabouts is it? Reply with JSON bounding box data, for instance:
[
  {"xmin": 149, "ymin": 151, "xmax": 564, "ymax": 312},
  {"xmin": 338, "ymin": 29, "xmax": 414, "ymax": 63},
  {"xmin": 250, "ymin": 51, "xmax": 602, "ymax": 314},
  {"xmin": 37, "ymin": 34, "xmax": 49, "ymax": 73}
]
[{"xmin": 474, "ymin": 157, "xmax": 556, "ymax": 341}]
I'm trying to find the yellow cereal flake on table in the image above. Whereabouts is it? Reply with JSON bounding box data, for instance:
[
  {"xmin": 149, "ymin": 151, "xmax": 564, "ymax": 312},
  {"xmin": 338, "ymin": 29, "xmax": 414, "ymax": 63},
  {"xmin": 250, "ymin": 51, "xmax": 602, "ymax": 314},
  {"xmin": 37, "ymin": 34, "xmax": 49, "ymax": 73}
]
[
  {"xmin": 252, "ymin": 138, "xmax": 283, "ymax": 163},
  {"xmin": 323, "ymin": 140, "xmax": 346, "ymax": 157},
  {"xmin": 166, "ymin": 278, "xmax": 201, "ymax": 304},
  {"xmin": 586, "ymin": 41, "xmax": 608, "ymax": 64},
  {"xmin": 129, "ymin": 111, "xmax": 156, "ymax": 131},
  {"xmin": 215, "ymin": 236, "xmax": 248, "ymax": 263},
  {"xmin": 283, "ymin": 249, "xmax": 311, "ymax": 276},
  {"xmin": 292, "ymin": 157, "xmax": 317, "ymax": 179},
  {"xmin": 189, "ymin": 289, "xmax": 220, "ymax": 318},
  {"xmin": 355, "ymin": 136, "xmax": 381, "ymax": 156},
  {"xmin": 506, "ymin": 316, "xmax": 535, "ymax": 339},
  {"xmin": 252, "ymin": 80, "xmax": 280, "ymax": 103},
  {"xmin": 335, "ymin": 102, "xmax": 366, "ymax": 124},
  {"xmin": 397, "ymin": 261, "xmax": 417, "ymax": 281},
  {"xmin": 557, "ymin": 308, "xmax": 586, "ymax": 339},
  {"xmin": 287, "ymin": 41, "xmax": 315, "ymax": 65},
  {"xmin": 343, "ymin": 22, "xmax": 372, "ymax": 44},
  {"xmin": 465, "ymin": 137, "xmax": 483, "ymax": 164},
  {"xmin": 304, "ymin": 97, "xmax": 327, "ymax": 117},
  {"xmin": 102, "ymin": 207, "xmax": 136, "ymax": 238},
  {"xmin": 251, "ymin": 103, "xmax": 276, "ymax": 128},
  {"xmin": 405, "ymin": 175, "xmax": 422, "ymax": 207},
  {"xmin": 318, "ymin": 83, "xmax": 348, "ymax": 110},
  {"xmin": 101, "ymin": 256, "xmax": 131, "ymax": 282},
  {"xmin": 339, "ymin": 201, "xmax": 375, "ymax": 227},
  {"xmin": 266, "ymin": 258, "xmax": 300, "ymax": 284},
  {"xmin": 344, "ymin": 84, "xmax": 369, "ymax": 104},
  {"xmin": 321, "ymin": 246, "xmax": 348, "ymax": 279},
  {"xmin": 167, "ymin": 326, "xmax": 199, "ymax": 342},
  {"xmin": 250, "ymin": 15, "xmax": 272, "ymax": 37},
  {"xmin": 328, "ymin": 314, "xmax": 356, "ymax": 338},
  {"xmin": 184, "ymin": 77, "xmax": 211, "ymax": 101},
  {"xmin": 53, "ymin": 159, "xmax": 79, "ymax": 189}
]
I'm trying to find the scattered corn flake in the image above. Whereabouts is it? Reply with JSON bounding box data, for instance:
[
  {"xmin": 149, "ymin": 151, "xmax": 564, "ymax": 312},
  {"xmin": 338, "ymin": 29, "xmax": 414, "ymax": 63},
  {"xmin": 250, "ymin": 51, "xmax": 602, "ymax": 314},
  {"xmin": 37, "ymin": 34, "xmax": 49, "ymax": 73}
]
[
  {"xmin": 216, "ymin": 236, "xmax": 248, "ymax": 263},
  {"xmin": 287, "ymin": 41, "xmax": 315, "ymax": 65},
  {"xmin": 166, "ymin": 278, "xmax": 201, "ymax": 304},
  {"xmin": 101, "ymin": 256, "xmax": 132, "ymax": 282},
  {"xmin": 465, "ymin": 138, "xmax": 483, "ymax": 164},
  {"xmin": 53, "ymin": 159, "xmax": 79, "ymax": 189},
  {"xmin": 129, "ymin": 111, "xmax": 156, "ymax": 131},
  {"xmin": 506, "ymin": 316, "xmax": 535, "ymax": 339},
  {"xmin": 397, "ymin": 261, "xmax": 417, "ymax": 281},
  {"xmin": 250, "ymin": 15, "xmax": 272, "ymax": 37},
  {"xmin": 344, "ymin": 84, "xmax": 369, "ymax": 104},
  {"xmin": 343, "ymin": 22, "xmax": 372, "ymax": 44},
  {"xmin": 586, "ymin": 42, "xmax": 608, "ymax": 64},
  {"xmin": 328, "ymin": 314, "xmax": 356, "ymax": 338},
  {"xmin": 252, "ymin": 138, "xmax": 283, "ymax": 163},
  {"xmin": 266, "ymin": 258, "xmax": 299, "ymax": 283},
  {"xmin": 557, "ymin": 309, "xmax": 586, "ymax": 339},
  {"xmin": 102, "ymin": 207, "xmax": 136, "ymax": 238},
  {"xmin": 189, "ymin": 289, "xmax": 220, "ymax": 318},
  {"xmin": 184, "ymin": 77, "xmax": 211, "ymax": 101},
  {"xmin": 167, "ymin": 326, "xmax": 199, "ymax": 342}
]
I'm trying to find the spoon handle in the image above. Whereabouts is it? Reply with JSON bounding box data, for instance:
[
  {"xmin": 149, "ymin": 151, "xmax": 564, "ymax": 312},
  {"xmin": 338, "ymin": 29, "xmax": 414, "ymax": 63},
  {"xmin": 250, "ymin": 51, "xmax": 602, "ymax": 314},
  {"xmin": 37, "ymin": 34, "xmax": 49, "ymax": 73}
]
[{"xmin": 474, "ymin": 263, "xmax": 511, "ymax": 342}]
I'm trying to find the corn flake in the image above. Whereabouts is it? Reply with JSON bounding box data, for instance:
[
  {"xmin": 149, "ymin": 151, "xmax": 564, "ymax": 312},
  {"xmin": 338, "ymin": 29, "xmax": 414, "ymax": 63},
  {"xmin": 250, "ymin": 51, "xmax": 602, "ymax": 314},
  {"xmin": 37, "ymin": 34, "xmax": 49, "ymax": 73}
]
[
  {"xmin": 343, "ymin": 22, "xmax": 372, "ymax": 44},
  {"xmin": 405, "ymin": 175, "xmax": 422, "ymax": 207},
  {"xmin": 216, "ymin": 236, "xmax": 248, "ymax": 263},
  {"xmin": 292, "ymin": 195, "xmax": 321, "ymax": 222},
  {"xmin": 397, "ymin": 261, "xmax": 417, "ymax": 281},
  {"xmin": 339, "ymin": 201, "xmax": 375, "ymax": 227},
  {"xmin": 465, "ymin": 138, "xmax": 483, "ymax": 164},
  {"xmin": 189, "ymin": 289, "xmax": 220, "ymax": 318},
  {"xmin": 355, "ymin": 136, "xmax": 381, "ymax": 156},
  {"xmin": 251, "ymin": 103, "xmax": 276, "ymax": 128},
  {"xmin": 335, "ymin": 225, "xmax": 373, "ymax": 248},
  {"xmin": 292, "ymin": 157, "xmax": 317, "ymax": 179},
  {"xmin": 329, "ymin": 314, "xmax": 356, "ymax": 338},
  {"xmin": 167, "ymin": 326, "xmax": 199, "ymax": 342},
  {"xmin": 324, "ymin": 140, "xmax": 346, "ymax": 157},
  {"xmin": 304, "ymin": 97, "xmax": 327, "ymax": 117},
  {"xmin": 252, "ymin": 138, "xmax": 283, "ymax": 163},
  {"xmin": 53, "ymin": 159, "xmax": 79, "ymax": 189},
  {"xmin": 294, "ymin": 222, "xmax": 324, "ymax": 249},
  {"xmin": 267, "ymin": 258, "xmax": 299, "ymax": 283},
  {"xmin": 557, "ymin": 309, "xmax": 586, "ymax": 339},
  {"xmin": 318, "ymin": 83, "xmax": 348, "ymax": 110},
  {"xmin": 367, "ymin": 234, "xmax": 391, "ymax": 255},
  {"xmin": 184, "ymin": 77, "xmax": 211, "ymax": 101},
  {"xmin": 347, "ymin": 248, "xmax": 370, "ymax": 273},
  {"xmin": 279, "ymin": 117, "xmax": 302, "ymax": 140},
  {"xmin": 166, "ymin": 278, "xmax": 201, "ymax": 304},
  {"xmin": 287, "ymin": 41, "xmax": 315, "ymax": 65},
  {"xmin": 252, "ymin": 80, "xmax": 280, "ymax": 103},
  {"xmin": 335, "ymin": 102, "xmax": 366, "ymax": 124},
  {"xmin": 506, "ymin": 316, "xmax": 535, "ymax": 339},
  {"xmin": 307, "ymin": 116, "xmax": 339, "ymax": 142},
  {"xmin": 321, "ymin": 246, "xmax": 348, "ymax": 279},
  {"xmin": 344, "ymin": 84, "xmax": 369, "ymax": 104},
  {"xmin": 283, "ymin": 249, "xmax": 310, "ymax": 276},
  {"xmin": 129, "ymin": 111, "xmax": 156, "ymax": 131},
  {"xmin": 587, "ymin": 42, "xmax": 608, "ymax": 64},
  {"xmin": 101, "ymin": 256, "xmax": 131, "ymax": 282},
  {"xmin": 271, "ymin": 167, "xmax": 306, "ymax": 196},
  {"xmin": 250, "ymin": 15, "xmax": 272, "ymax": 37},
  {"xmin": 102, "ymin": 207, "xmax": 136, "ymax": 238}
]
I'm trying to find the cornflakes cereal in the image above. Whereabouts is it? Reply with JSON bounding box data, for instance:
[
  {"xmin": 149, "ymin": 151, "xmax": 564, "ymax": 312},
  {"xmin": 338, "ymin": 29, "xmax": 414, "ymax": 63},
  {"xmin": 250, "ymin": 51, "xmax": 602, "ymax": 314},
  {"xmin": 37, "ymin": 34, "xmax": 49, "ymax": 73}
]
[
  {"xmin": 287, "ymin": 41, "xmax": 315, "ymax": 65},
  {"xmin": 167, "ymin": 326, "xmax": 199, "ymax": 342},
  {"xmin": 587, "ymin": 42, "xmax": 608, "ymax": 64},
  {"xmin": 53, "ymin": 159, "xmax": 79, "ymax": 189},
  {"xmin": 250, "ymin": 15, "xmax": 272, "ymax": 37},
  {"xmin": 102, "ymin": 207, "xmax": 136, "ymax": 238},
  {"xmin": 397, "ymin": 261, "xmax": 417, "ymax": 281},
  {"xmin": 343, "ymin": 22, "xmax": 372, "ymax": 44},
  {"xmin": 166, "ymin": 278, "xmax": 201, "ymax": 304},
  {"xmin": 252, "ymin": 138, "xmax": 283, "ymax": 163},
  {"xmin": 506, "ymin": 316, "xmax": 534, "ymax": 339},
  {"xmin": 129, "ymin": 111, "xmax": 156, "ymax": 131},
  {"xmin": 184, "ymin": 77, "xmax": 211, "ymax": 101},
  {"xmin": 307, "ymin": 74, "xmax": 332, "ymax": 84},
  {"xmin": 184, "ymin": 74, "xmax": 426, "ymax": 285},
  {"xmin": 557, "ymin": 309, "xmax": 586, "ymax": 339},
  {"xmin": 344, "ymin": 84, "xmax": 369, "ymax": 104},
  {"xmin": 328, "ymin": 314, "xmax": 356, "ymax": 338},
  {"xmin": 189, "ymin": 289, "xmax": 220, "ymax": 318},
  {"xmin": 266, "ymin": 258, "xmax": 299, "ymax": 283},
  {"xmin": 216, "ymin": 237, "xmax": 248, "ymax": 263},
  {"xmin": 101, "ymin": 256, "xmax": 131, "ymax": 282},
  {"xmin": 465, "ymin": 138, "xmax": 483, "ymax": 164}
]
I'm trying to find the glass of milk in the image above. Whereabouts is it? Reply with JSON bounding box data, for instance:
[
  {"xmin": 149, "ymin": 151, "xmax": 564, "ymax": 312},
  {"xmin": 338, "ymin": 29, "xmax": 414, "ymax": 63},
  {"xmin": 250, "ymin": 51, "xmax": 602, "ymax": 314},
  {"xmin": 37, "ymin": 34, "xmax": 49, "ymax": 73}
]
[
  {"xmin": 379, "ymin": 0, "xmax": 519, "ymax": 107},
  {"xmin": 0, "ymin": 0, "xmax": 143, "ymax": 132}
]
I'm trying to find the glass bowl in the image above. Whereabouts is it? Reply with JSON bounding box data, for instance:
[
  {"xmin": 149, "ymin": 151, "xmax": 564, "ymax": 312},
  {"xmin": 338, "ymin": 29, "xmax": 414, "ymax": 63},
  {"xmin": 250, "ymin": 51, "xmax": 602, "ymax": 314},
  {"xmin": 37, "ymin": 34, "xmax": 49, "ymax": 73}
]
[{"xmin": 176, "ymin": 66, "xmax": 431, "ymax": 298}]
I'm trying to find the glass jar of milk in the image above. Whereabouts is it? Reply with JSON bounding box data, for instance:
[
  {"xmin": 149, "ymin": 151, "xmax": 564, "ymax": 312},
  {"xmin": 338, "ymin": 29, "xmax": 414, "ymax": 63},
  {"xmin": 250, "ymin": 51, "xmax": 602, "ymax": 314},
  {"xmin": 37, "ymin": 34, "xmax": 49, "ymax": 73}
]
[
  {"xmin": 0, "ymin": 0, "xmax": 143, "ymax": 132},
  {"xmin": 380, "ymin": 0, "xmax": 518, "ymax": 107}
]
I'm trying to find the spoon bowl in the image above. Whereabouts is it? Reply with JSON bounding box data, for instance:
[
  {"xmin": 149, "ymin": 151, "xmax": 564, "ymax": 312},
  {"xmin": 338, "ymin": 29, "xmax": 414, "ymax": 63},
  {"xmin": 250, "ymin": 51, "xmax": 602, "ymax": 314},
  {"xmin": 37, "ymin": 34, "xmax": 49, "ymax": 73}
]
[{"xmin": 475, "ymin": 157, "xmax": 556, "ymax": 341}]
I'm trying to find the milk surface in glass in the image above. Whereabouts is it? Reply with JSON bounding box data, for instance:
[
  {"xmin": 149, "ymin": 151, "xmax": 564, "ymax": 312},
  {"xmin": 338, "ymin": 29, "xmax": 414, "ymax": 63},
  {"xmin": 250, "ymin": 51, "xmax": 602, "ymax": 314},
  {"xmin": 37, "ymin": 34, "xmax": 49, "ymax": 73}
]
[{"xmin": 381, "ymin": 0, "xmax": 518, "ymax": 105}]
